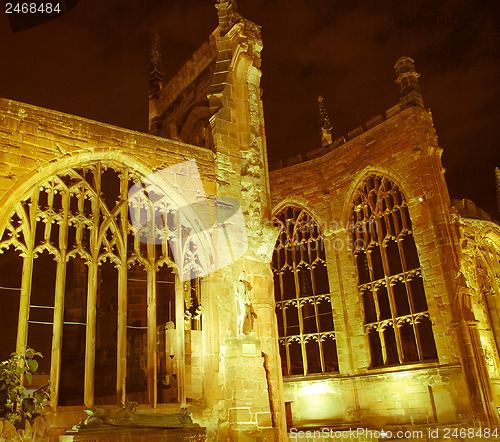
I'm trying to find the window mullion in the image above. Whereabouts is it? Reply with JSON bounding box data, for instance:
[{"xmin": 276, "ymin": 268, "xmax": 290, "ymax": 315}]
[
  {"xmin": 285, "ymin": 340, "xmax": 292, "ymax": 376},
  {"xmin": 412, "ymin": 318, "xmax": 425, "ymax": 362},
  {"xmin": 294, "ymin": 264, "xmax": 307, "ymax": 375},
  {"xmin": 146, "ymin": 219, "xmax": 157, "ymax": 406},
  {"xmin": 377, "ymin": 193, "xmax": 404, "ymax": 364},
  {"xmin": 387, "ymin": 279, "xmax": 404, "ymax": 364},
  {"xmin": 378, "ymin": 326, "xmax": 389, "ymax": 364},
  {"xmin": 117, "ymin": 168, "xmax": 129, "ymax": 406},
  {"xmin": 314, "ymin": 300, "xmax": 326, "ymax": 373},
  {"xmin": 84, "ymin": 164, "xmax": 101, "ymax": 407},
  {"xmin": 371, "ymin": 284, "xmax": 381, "ymax": 324},
  {"xmin": 50, "ymin": 188, "xmax": 69, "ymax": 408},
  {"xmin": 16, "ymin": 188, "xmax": 38, "ymax": 357}
]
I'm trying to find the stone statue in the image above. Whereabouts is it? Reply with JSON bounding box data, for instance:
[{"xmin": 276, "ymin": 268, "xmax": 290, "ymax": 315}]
[{"xmin": 234, "ymin": 271, "xmax": 255, "ymax": 336}]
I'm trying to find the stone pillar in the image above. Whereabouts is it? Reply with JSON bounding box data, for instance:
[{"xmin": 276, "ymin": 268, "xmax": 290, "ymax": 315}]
[
  {"xmin": 207, "ymin": 4, "xmax": 286, "ymax": 438},
  {"xmin": 452, "ymin": 284, "xmax": 497, "ymax": 424},
  {"xmin": 250, "ymin": 259, "xmax": 287, "ymax": 439}
]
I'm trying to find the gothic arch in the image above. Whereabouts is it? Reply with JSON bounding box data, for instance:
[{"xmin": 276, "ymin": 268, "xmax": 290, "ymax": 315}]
[
  {"xmin": 0, "ymin": 157, "xmax": 206, "ymax": 408},
  {"xmin": 349, "ymin": 173, "xmax": 438, "ymax": 367},
  {"xmin": 342, "ymin": 168, "xmax": 411, "ymax": 228},
  {"xmin": 0, "ymin": 150, "xmax": 155, "ymax": 234},
  {"xmin": 271, "ymin": 198, "xmax": 325, "ymax": 233}
]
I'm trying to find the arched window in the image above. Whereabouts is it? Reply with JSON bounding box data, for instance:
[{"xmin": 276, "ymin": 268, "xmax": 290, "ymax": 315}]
[
  {"xmin": 351, "ymin": 175, "xmax": 437, "ymax": 367},
  {"xmin": 0, "ymin": 161, "xmax": 203, "ymax": 406},
  {"xmin": 272, "ymin": 205, "xmax": 338, "ymax": 376},
  {"xmin": 476, "ymin": 239, "xmax": 500, "ymax": 357}
]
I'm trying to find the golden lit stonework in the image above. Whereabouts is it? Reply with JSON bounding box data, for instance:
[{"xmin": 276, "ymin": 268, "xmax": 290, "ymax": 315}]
[{"xmin": 0, "ymin": 1, "xmax": 499, "ymax": 440}]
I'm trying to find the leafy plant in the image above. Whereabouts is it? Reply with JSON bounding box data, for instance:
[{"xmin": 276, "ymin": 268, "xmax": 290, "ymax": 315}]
[{"xmin": 0, "ymin": 348, "xmax": 47, "ymax": 428}]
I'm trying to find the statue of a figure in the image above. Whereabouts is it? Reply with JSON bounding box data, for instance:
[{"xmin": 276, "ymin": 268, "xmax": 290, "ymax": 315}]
[{"xmin": 234, "ymin": 271, "xmax": 255, "ymax": 336}]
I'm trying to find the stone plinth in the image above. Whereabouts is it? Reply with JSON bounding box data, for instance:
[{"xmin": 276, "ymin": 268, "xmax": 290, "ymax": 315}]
[
  {"xmin": 223, "ymin": 335, "xmax": 276, "ymax": 441},
  {"xmin": 60, "ymin": 426, "xmax": 207, "ymax": 441}
]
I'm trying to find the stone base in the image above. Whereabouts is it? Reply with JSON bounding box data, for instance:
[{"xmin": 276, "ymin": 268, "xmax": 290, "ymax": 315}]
[
  {"xmin": 223, "ymin": 335, "xmax": 276, "ymax": 440},
  {"xmin": 60, "ymin": 426, "xmax": 207, "ymax": 441}
]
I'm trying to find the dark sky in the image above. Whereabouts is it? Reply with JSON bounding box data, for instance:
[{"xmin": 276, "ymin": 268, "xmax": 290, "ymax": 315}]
[{"xmin": 1, "ymin": 0, "xmax": 499, "ymax": 216}]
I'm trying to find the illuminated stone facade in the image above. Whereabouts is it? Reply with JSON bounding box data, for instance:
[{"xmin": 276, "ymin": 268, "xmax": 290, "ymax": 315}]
[
  {"xmin": 268, "ymin": 61, "xmax": 500, "ymax": 437},
  {"xmin": 0, "ymin": 1, "xmax": 499, "ymax": 440}
]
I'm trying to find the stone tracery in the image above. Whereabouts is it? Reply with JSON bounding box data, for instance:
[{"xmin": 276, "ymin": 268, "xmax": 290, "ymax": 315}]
[
  {"xmin": 271, "ymin": 205, "xmax": 339, "ymax": 376},
  {"xmin": 0, "ymin": 160, "xmax": 203, "ymax": 407},
  {"xmin": 351, "ymin": 174, "xmax": 438, "ymax": 367}
]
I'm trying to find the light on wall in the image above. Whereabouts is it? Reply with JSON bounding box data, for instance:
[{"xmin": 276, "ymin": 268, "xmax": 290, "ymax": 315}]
[{"xmin": 301, "ymin": 381, "xmax": 328, "ymax": 396}]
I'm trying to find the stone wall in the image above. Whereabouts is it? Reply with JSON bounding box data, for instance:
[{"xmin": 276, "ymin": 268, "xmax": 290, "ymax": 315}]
[
  {"xmin": 269, "ymin": 104, "xmax": 492, "ymax": 427},
  {"xmin": 153, "ymin": 34, "xmax": 218, "ymax": 145},
  {"xmin": 0, "ymin": 98, "xmax": 216, "ymax": 215}
]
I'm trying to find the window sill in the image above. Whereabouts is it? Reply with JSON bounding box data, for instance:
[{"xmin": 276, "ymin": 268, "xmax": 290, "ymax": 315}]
[
  {"xmin": 283, "ymin": 371, "xmax": 341, "ymax": 383},
  {"xmin": 365, "ymin": 358, "xmax": 442, "ymax": 374}
]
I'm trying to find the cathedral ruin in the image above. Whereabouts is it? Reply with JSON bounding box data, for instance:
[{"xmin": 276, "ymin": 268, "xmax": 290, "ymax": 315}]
[{"xmin": 1, "ymin": 0, "xmax": 499, "ymax": 440}]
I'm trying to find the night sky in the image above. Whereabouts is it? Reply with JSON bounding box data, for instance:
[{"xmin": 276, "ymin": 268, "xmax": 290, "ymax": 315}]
[{"xmin": 1, "ymin": 0, "xmax": 499, "ymax": 216}]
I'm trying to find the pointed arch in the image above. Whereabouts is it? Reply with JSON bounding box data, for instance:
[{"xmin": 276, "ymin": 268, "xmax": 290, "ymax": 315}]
[{"xmin": 0, "ymin": 158, "xmax": 206, "ymax": 407}]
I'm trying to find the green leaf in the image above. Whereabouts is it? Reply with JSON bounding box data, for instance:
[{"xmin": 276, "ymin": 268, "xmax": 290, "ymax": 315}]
[
  {"xmin": 27, "ymin": 359, "xmax": 38, "ymax": 372},
  {"xmin": 25, "ymin": 371, "xmax": 32, "ymax": 384}
]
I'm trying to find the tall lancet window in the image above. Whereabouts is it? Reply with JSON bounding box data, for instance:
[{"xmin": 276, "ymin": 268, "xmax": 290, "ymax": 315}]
[
  {"xmin": 351, "ymin": 175, "xmax": 438, "ymax": 367},
  {"xmin": 272, "ymin": 205, "xmax": 338, "ymax": 376}
]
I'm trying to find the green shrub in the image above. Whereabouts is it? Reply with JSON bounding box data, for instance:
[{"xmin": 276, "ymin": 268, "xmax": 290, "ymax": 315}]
[{"xmin": 0, "ymin": 348, "xmax": 47, "ymax": 428}]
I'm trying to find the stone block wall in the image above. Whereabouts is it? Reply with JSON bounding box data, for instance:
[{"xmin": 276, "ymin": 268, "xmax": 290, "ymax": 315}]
[{"xmin": 154, "ymin": 34, "xmax": 218, "ymax": 145}]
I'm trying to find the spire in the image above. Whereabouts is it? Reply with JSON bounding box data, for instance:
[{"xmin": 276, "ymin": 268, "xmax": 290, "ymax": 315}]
[
  {"xmin": 215, "ymin": 0, "xmax": 240, "ymax": 35},
  {"xmin": 394, "ymin": 56, "xmax": 424, "ymax": 109},
  {"xmin": 149, "ymin": 34, "xmax": 163, "ymax": 135},
  {"xmin": 149, "ymin": 34, "xmax": 163, "ymax": 100},
  {"xmin": 318, "ymin": 96, "xmax": 333, "ymax": 147},
  {"xmin": 495, "ymin": 167, "xmax": 500, "ymax": 212}
]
